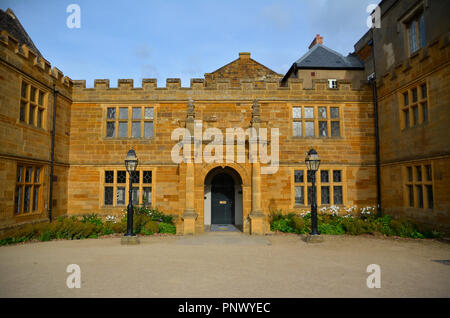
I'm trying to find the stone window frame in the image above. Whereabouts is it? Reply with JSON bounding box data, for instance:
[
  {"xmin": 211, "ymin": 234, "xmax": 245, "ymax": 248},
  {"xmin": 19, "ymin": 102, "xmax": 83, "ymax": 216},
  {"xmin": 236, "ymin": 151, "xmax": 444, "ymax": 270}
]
[
  {"xmin": 291, "ymin": 105, "xmax": 341, "ymax": 138},
  {"xmin": 15, "ymin": 163, "xmax": 43, "ymax": 215},
  {"xmin": 399, "ymin": 81, "xmax": 428, "ymax": 130},
  {"xmin": 19, "ymin": 80, "xmax": 47, "ymax": 129},
  {"xmin": 402, "ymin": 5, "xmax": 426, "ymax": 56},
  {"xmin": 105, "ymin": 105, "xmax": 155, "ymax": 139},
  {"xmin": 101, "ymin": 168, "xmax": 154, "ymax": 208},
  {"xmin": 403, "ymin": 162, "xmax": 434, "ymax": 210},
  {"xmin": 291, "ymin": 166, "xmax": 346, "ymax": 208},
  {"xmin": 328, "ymin": 79, "xmax": 338, "ymax": 89}
]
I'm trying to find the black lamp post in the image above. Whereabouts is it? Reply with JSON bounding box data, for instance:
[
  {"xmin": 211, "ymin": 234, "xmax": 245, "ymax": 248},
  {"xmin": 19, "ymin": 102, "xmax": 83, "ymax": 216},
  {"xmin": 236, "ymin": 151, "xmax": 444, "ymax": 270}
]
[
  {"xmin": 305, "ymin": 148, "xmax": 321, "ymax": 236},
  {"xmin": 124, "ymin": 149, "xmax": 138, "ymax": 237}
]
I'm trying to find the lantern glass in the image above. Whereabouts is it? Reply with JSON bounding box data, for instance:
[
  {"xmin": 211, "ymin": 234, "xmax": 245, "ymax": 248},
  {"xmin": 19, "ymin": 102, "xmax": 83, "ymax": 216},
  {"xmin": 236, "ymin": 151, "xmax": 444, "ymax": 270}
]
[
  {"xmin": 125, "ymin": 149, "xmax": 138, "ymax": 174},
  {"xmin": 305, "ymin": 149, "xmax": 320, "ymax": 172}
]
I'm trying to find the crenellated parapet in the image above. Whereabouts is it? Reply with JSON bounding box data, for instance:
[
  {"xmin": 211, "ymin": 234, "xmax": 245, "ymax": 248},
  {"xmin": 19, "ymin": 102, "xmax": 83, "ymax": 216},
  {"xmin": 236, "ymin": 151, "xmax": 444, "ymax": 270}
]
[
  {"xmin": 0, "ymin": 30, "xmax": 73, "ymax": 91},
  {"xmin": 72, "ymin": 76, "xmax": 368, "ymax": 92}
]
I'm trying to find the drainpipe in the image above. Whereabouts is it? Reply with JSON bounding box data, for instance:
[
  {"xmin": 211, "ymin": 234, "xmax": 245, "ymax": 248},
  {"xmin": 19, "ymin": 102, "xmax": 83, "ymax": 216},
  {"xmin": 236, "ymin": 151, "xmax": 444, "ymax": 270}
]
[
  {"xmin": 368, "ymin": 32, "xmax": 382, "ymax": 217},
  {"xmin": 48, "ymin": 84, "xmax": 58, "ymax": 222}
]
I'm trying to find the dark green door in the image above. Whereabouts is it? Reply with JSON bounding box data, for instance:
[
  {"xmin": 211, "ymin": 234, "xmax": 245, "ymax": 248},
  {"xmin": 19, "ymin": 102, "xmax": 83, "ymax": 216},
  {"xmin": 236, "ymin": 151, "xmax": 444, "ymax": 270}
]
[{"xmin": 211, "ymin": 173, "xmax": 234, "ymax": 224}]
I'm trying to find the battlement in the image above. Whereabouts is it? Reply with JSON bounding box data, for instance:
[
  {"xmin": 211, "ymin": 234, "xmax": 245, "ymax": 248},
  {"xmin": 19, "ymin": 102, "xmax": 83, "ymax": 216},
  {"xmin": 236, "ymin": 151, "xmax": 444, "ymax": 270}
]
[
  {"xmin": 72, "ymin": 76, "xmax": 368, "ymax": 92},
  {"xmin": 0, "ymin": 30, "xmax": 72, "ymax": 89}
]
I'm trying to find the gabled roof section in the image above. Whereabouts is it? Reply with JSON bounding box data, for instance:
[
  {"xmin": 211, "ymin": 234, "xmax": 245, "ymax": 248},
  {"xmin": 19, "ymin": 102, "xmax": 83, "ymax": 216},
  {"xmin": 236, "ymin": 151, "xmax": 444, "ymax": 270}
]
[
  {"xmin": 294, "ymin": 44, "xmax": 364, "ymax": 70},
  {"xmin": 205, "ymin": 52, "xmax": 282, "ymax": 87},
  {"xmin": 0, "ymin": 8, "xmax": 42, "ymax": 57}
]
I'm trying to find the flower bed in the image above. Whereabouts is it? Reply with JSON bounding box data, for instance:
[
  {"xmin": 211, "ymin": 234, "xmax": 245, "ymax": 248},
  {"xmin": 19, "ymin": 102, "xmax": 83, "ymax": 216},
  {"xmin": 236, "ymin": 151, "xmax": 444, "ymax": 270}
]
[
  {"xmin": 270, "ymin": 206, "xmax": 443, "ymax": 239},
  {"xmin": 0, "ymin": 207, "xmax": 176, "ymax": 246}
]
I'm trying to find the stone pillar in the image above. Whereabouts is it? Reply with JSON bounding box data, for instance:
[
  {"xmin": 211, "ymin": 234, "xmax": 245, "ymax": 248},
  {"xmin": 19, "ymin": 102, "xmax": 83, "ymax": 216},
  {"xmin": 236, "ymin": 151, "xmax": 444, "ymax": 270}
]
[
  {"xmin": 249, "ymin": 99, "xmax": 265, "ymax": 235},
  {"xmin": 182, "ymin": 98, "xmax": 197, "ymax": 235}
]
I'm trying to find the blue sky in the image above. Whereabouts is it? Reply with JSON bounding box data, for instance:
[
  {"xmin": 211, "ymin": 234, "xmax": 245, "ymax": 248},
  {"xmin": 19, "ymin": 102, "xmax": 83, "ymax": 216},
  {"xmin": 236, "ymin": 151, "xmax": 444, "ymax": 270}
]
[{"xmin": 2, "ymin": 0, "xmax": 377, "ymax": 87}]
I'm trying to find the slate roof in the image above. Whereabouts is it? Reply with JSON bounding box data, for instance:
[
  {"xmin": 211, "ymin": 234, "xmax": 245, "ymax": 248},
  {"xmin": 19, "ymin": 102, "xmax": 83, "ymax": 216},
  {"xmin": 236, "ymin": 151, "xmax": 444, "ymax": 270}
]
[
  {"xmin": 0, "ymin": 8, "xmax": 42, "ymax": 57},
  {"xmin": 294, "ymin": 44, "xmax": 364, "ymax": 70}
]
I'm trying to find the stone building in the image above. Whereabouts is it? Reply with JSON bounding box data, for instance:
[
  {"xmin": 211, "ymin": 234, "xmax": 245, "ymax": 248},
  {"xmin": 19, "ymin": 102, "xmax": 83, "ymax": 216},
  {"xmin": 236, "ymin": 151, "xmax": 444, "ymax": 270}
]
[{"xmin": 0, "ymin": 0, "xmax": 448, "ymax": 235}]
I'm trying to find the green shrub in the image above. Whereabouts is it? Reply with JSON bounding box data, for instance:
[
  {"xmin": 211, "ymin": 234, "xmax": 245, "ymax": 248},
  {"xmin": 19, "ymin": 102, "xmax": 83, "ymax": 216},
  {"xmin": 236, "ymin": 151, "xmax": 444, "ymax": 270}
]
[
  {"xmin": 290, "ymin": 216, "xmax": 307, "ymax": 234},
  {"xmin": 142, "ymin": 221, "xmax": 159, "ymax": 235},
  {"xmin": 318, "ymin": 223, "xmax": 345, "ymax": 235},
  {"xmin": 158, "ymin": 222, "xmax": 176, "ymax": 234},
  {"xmin": 271, "ymin": 219, "xmax": 295, "ymax": 233},
  {"xmin": 81, "ymin": 214, "xmax": 103, "ymax": 226}
]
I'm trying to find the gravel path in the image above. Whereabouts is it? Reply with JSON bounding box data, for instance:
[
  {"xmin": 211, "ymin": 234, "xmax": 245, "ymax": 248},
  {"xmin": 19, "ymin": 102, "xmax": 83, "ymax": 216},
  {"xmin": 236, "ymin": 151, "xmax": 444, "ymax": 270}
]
[{"xmin": 0, "ymin": 233, "xmax": 449, "ymax": 298}]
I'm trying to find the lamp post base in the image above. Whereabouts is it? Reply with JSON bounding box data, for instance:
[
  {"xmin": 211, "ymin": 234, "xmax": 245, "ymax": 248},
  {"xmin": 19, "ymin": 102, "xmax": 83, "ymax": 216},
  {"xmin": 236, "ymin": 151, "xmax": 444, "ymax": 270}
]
[
  {"xmin": 121, "ymin": 236, "xmax": 140, "ymax": 245},
  {"xmin": 305, "ymin": 234, "xmax": 324, "ymax": 243}
]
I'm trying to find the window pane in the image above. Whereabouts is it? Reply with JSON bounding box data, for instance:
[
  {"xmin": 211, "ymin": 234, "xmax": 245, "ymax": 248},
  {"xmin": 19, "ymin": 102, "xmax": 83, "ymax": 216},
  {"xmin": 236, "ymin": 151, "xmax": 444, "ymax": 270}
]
[
  {"xmin": 33, "ymin": 186, "xmax": 39, "ymax": 211},
  {"xmin": 407, "ymin": 166, "xmax": 412, "ymax": 182},
  {"xmin": 25, "ymin": 167, "xmax": 32, "ymax": 182},
  {"xmin": 333, "ymin": 170, "xmax": 342, "ymax": 183},
  {"xmin": 294, "ymin": 170, "xmax": 304, "ymax": 183},
  {"xmin": 421, "ymin": 84, "xmax": 427, "ymax": 99},
  {"xmin": 408, "ymin": 185, "xmax": 414, "ymax": 207},
  {"xmin": 333, "ymin": 186, "xmax": 343, "ymax": 205},
  {"xmin": 331, "ymin": 121, "xmax": 340, "ymax": 137},
  {"xmin": 38, "ymin": 91, "xmax": 44, "ymax": 105},
  {"xmin": 24, "ymin": 186, "xmax": 31, "ymax": 212},
  {"xmin": 404, "ymin": 109, "xmax": 410, "ymax": 128},
  {"xmin": 132, "ymin": 187, "xmax": 139, "ymax": 205},
  {"xmin": 419, "ymin": 13, "xmax": 426, "ymax": 48},
  {"xmin": 107, "ymin": 107, "xmax": 116, "ymax": 119},
  {"xmin": 29, "ymin": 104, "xmax": 35, "ymax": 125},
  {"xmin": 37, "ymin": 109, "xmax": 43, "ymax": 128},
  {"xmin": 319, "ymin": 121, "xmax": 327, "ymax": 137},
  {"xmin": 116, "ymin": 187, "xmax": 125, "ymax": 205},
  {"xmin": 105, "ymin": 171, "xmax": 114, "ymax": 183},
  {"xmin": 426, "ymin": 185, "xmax": 433, "ymax": 209},
  {"xmin": 17, "ymin": 166, "xmax": 23, "ymax": 182},
  {"xmin": 21, "ymin": 82, "xmax": 28, "ymax": 98},
  {"xmin": 104, "ymin": 187, "xmax": 113, "ymax": 205},
  {"xmin": 304, "ymin": 107, "xmax": 314, "ymax": 119},
  {"xmin": 118, "ymin": 122, "xmax": 127, "ymax": 137},
  {"xmin": 117, "ymin": 171, "xmax": 126, "ymax": 183},
  {"xmin": 145, "ymin": 107, "xmax": 154, "ymax": 119},
  {"xmin": 293, "ymin": 122, "xmax": 302, "ymax": 136},
  {"xmin": 321, "ymin": 186, "xmax": 330, "ymax": 204},
  {"xmin": 318, "ymin": 107, "xmax": 327, "ymax": 119},
  {"xmin": 330, "ymin": 107, "xmax": 339, "ymax": 119},
  {"xmin": 20, "ymin": 101, "xmax": 26, "ymax": 122},
  {"xmin": 132, "ymin": 122, "xmax": 141, "ymax": 138},
  {"xmin": 412, "ymin": 106, "xmax": 418, "ymax": 126},
  {"xmin": 131, "ymin": 171, "xmax": 140, "ymax": 183},
  {"xmin": 132, "ymin": 107, "xmax": 141, "ymax": 119},
  {"xmin": 422, "ymin": 102, "xmax": 428, "ymax": 123},
  {"xmin": 409, "ymin": 21, "xmax": 417, "ymax": 53},
  {"xmin": 106, "ymin": 122, "xmax": 115, "ymax": 137},
  {"xmin": 321, "ymin": 170, "xmax": 329, "ymax": 183},
  {"xmin": 305, "ymin": 122, "xmax": 314, "ymax": 137},
  {"xmin": 416, "ymin": 185, "xmax": 423, "ymax": 208},
  {"xmin": 119, "ymin": 107, "xmax": 128, "ymax": 119},
  {"xmin": 412, "ymin": 88, "xmax": 418, "ymax": 103},
  {"xmin": 143, "ymin": 187, "xmax": 152, "ymax": 205},
  {"xmin": 30, "ymin": 87, "xmax": 36, "ymax": 102},
  {"xmin": 403, "ymin": 92, "xmax": 409, "ymax": 106},
  {"xmin": 144, "ymin": 122, "xmax": 153, "ymax": 138},
  {"xmin": 425, "ymin": 165, "xmax": 432, "ymax": 181},
  {"xmin": 143, "ymin": 171, "xmax": 152, "ymax": 184},
  {"xmin": 34, "ymin": 168, "xmax": 40, "ymax": 183},
  {"xmin": 15, "ymin": 186, "xmax": 22, "ymax": 214},
  {"xmin": 292, "ymin": 107, "xmax": 302, "ymax": 119},
  {"xmin": 294, "ymin": 186, "xmax": 304, "ymax": 205},
  {"xmin": 416, "ymin": 166, "xmax": 422, "ymax": 181}
]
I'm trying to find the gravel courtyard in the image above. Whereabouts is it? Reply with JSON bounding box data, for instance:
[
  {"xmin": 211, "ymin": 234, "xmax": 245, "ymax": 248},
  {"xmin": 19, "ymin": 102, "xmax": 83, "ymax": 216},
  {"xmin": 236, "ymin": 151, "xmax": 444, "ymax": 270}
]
[{"xmin": 0, "ymin": 232, "xmax": 449, "ymax": 298}]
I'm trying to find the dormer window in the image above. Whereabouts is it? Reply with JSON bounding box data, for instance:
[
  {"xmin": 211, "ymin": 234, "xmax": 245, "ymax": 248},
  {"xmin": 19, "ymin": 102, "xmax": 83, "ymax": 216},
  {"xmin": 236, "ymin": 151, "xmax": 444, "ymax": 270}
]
[{"xmin": 328, "ymin": 79, "xmax": 337, "ymax": 89}]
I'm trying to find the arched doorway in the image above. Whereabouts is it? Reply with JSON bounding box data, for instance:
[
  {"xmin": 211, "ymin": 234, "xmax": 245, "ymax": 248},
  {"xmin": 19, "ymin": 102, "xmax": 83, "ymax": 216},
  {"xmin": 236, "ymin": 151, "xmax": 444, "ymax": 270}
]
[{"xmin": 204, "ymin": 167, "xmax": 243, "ymax": 230}]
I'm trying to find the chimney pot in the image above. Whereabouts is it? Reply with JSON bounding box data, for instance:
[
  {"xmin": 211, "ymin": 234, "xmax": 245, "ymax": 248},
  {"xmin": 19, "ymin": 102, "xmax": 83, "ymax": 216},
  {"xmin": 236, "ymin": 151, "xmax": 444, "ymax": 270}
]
[{"xmin": 308, "ymin": 34, "xmax": 324, "ymax": 49}]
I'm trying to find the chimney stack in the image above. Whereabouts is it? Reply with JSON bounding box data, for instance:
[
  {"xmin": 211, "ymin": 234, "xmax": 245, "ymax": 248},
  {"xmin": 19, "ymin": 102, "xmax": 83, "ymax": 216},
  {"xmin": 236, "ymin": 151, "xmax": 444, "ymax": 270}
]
[{"xmin": 308, "ymin": 34, "xmax": 323, "ymax": 49}]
